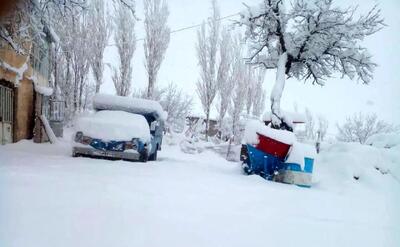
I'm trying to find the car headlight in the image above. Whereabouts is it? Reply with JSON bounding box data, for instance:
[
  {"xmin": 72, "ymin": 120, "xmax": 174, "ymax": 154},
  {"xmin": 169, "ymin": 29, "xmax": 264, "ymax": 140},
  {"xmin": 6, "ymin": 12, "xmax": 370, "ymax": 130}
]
[{"xmin": 75, "ymin": 131, "xmax": 83, "ymax": 142}]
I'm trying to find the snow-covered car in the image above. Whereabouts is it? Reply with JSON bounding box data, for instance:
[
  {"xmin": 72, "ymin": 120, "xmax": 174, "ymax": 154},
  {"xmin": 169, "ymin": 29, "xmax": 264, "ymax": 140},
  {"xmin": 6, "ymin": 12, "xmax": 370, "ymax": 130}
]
[{"xmin": 72, "ymin": 94, "xmax": 166, "ymax": 162}]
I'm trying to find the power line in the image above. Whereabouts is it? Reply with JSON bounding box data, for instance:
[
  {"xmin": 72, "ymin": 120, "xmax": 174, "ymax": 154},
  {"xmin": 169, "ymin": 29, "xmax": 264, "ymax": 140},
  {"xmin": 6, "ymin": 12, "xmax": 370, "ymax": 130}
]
[{"xmin": 108, "ymin": 12, "xmax": 240, "ymax": 46}]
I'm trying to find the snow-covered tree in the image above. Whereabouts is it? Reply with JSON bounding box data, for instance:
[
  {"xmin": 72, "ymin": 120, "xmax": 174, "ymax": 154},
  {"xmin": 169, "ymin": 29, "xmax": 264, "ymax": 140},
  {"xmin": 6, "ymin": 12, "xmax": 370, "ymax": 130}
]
[
  {"xmin": 244, "ymin": 66, "xmax": 255, "ymax": 116},
  {"xmin": 143, "ymin": 0, "xmax": 170, "ymax": 99},
  {"xmin": 0, "ymin": 0, "xmax": 86, "ymax": 55},
  {"xmin": 251, "ymin": 67, "xmax": 266, "ymax": 117},
  {"xmin": 216, "ymin": 26, "xmax": 234, "ymax": 136},
  {"xmin": 317, "ymin": 115, "xmax": 329, "ymax": 142},
  {"xmin": 112, "ymin": 1, "xmax": 136, "ymax": 96},
  {"xmin": 196, "ymin": 0, "xmax": 220, "ymax": 141},
  {"xmin": 159, "ymin": 83, "xmax": 193, "ymax": 132},
  {"xmin": 304, "ymin": 108, "xmax": 316, "ymax": 140},
  {"xmin": 89, "ymin": 0, "xmax": 110, "ymax": 93},
  {"xmin": 240, "ymin": 0, "xmax": 384, "ymax": 130},
  {"xmin": 228, "ymin": 37, "xmax": 247, "ymax": 144},
  {"xmin": 336, "ymin": 113, "xmax": 394, "ymax": 144},
  {"xmin": 71, "ymin": 14, "xmax": 91, "ymax": 112}
]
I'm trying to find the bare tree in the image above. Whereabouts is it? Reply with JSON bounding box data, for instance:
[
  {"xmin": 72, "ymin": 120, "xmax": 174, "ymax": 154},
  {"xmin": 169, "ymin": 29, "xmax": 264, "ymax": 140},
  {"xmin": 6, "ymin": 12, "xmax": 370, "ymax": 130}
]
[
  {"xmin": 89, "ymin": 0, "xmax": 110, "ymax": 93},
  {"xmin": 240, "ymin": 0, "xmax": 384, "ymax": 130},
  {"xmin": 196, "ymin": 0, "xmax": 220, "ymax": 141},
  {"xmin": 112, "ymin": 1, "xmax": 136, "ymax": 96},
  {"xmin": 336, "ymin": 113, "xmax": 394, "ymax": 144},
  {"xmin": 143, "ymin": 0, "xmax": 170, "ymax": 99},
  {"xmin": 216, "ymin": 26, "xmax": 234, "ymax": 136}
]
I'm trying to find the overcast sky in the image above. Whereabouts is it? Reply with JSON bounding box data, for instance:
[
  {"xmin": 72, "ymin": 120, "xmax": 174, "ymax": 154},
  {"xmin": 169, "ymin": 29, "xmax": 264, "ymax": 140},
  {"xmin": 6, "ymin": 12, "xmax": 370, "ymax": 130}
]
[{"xmin": 101, "ymin": 0, "xmax": 400, "ymax": 134}]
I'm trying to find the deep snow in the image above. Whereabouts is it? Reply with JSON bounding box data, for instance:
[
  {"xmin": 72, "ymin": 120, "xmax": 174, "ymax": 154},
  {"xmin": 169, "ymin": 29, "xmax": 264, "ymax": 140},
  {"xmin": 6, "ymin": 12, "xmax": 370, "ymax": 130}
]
[{"xmin": 0, "ymin": 135, "xmax": 399, "ymax": 247}]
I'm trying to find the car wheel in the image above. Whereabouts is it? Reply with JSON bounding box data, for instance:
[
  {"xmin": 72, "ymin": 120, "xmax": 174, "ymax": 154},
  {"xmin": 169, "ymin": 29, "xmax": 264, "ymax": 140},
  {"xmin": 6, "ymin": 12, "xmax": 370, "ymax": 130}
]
[
  {"xmin": 148, "ymin": 148, "xmax": 158, "ymax": 161},
  {"xmin": 139, "ymin": 151, "xmax": 149, "ymax": 162}
]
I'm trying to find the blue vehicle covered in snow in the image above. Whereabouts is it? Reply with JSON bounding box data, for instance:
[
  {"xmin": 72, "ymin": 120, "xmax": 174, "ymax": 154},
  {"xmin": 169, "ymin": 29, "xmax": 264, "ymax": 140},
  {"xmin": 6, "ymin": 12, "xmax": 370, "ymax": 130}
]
[
  {"xmin": 72, "ymin": 94, "xmax": 166, "ymax": 162},
  {"xmin": 241, "ymin": 117, "xmax": 315, "ymax": 187}
]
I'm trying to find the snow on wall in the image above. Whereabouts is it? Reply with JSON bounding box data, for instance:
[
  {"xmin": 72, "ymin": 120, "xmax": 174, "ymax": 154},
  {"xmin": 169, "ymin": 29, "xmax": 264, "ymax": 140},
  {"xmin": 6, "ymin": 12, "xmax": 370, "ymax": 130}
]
[
  {"xmin": 243, "ymin": 119, "xmax": 296, "ymax": 145},
  {"xmin": 74, "ymin": 110, "xmax": 151, "ymax": 142},
  {"xmin": 93, "ymin": 94, "xmax": 167, "ymax": 121},
  {"xmin": 0, "ymin": 59, "xmax": 28, "ymax": 86}
]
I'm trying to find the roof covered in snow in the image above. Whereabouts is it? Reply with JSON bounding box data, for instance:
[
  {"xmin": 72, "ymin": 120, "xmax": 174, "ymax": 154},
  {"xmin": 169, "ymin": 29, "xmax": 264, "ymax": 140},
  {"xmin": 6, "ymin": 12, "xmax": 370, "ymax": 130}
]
[{"xmin": 93, "ymin": 94, "xmax": 167, "ymax": 121}]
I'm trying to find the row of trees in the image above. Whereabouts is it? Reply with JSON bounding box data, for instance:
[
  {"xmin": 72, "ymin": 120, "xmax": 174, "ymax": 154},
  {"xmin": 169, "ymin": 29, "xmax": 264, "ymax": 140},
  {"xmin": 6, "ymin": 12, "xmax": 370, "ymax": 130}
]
[
  {"xmin": 1, "ymin": 0, "xmax": 173, "ymax": 122},
  {"xmin": 196, "ymin": 0, "xmax": 266, "ymax": 141}
]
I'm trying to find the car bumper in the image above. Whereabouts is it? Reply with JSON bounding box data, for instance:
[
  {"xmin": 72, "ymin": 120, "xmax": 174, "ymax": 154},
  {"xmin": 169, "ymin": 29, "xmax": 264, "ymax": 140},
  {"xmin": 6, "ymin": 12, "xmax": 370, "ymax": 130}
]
[{"xmin": 72, "ymin": 146, "xmax": 140, "ymax": 161}]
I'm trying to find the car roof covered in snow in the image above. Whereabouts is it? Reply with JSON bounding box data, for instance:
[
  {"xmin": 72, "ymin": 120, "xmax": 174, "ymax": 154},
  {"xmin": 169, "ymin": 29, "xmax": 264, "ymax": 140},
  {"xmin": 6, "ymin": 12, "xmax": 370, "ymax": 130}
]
[
  {"xmin": 93, "ymin": 94, "xmax": 167, "ymax": 121},
  {"xmin": 75, "ymin": 110, "xmax": 151, "ymax": 142}
]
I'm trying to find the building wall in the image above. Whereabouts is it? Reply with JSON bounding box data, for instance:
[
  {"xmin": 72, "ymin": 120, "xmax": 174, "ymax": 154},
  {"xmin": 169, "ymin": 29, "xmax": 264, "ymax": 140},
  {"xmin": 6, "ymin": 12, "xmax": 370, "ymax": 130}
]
[
  {"xmin": 14, "ymin": 78, "xmax": 34, "ymax": 141},
  {"xmin": 1, "ymin": 41, "xmax": 49, "ymax": 143}
]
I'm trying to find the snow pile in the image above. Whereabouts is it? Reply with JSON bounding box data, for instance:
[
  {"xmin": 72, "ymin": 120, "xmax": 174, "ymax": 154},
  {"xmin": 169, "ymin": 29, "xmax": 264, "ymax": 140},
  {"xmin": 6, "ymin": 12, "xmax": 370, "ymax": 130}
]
[
  {"xmin": 243, "ymin": 119, "xmax": 296, "ymax": 145},
  {"xmin": 316, "ymin": 142, "xmax": 400, "ymax": 185},
  {"xmin": 74, "ymin": 110, "xmax": 151, "ymax": 142},
  {"xmin": 365, "ymin": 131, "xmax": 400, "ymax": 149},
  {"xmin": 286, "ymin": 142, "xmax": 316, "ymax": 170},
  {"xmin": 93, "ymin": 94, "xmax": 167, "ymax": 121}
]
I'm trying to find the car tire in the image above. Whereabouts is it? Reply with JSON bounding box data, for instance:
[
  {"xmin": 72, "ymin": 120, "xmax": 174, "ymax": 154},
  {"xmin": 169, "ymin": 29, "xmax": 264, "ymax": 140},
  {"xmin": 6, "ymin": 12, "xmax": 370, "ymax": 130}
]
[
  {"xmin": 139, "ymin": 151, "xmax": 149, "ymax": 162},
  {"xmin": 148, "ymin": 148, "xmax": 158, "ymax": 161}
]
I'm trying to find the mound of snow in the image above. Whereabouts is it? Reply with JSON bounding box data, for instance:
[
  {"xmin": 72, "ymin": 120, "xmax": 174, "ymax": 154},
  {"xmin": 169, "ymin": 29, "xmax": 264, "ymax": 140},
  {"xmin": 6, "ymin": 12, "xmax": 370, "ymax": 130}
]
[
  {"xmin": 286, "ymin": 142, "xmax": 316, "ymax": 170},
  {"xmin": 315, "ymin": 142, "xmax": 400, "ymax": 187},
  {"xmin": 243, "ymin": 119, "xmax": 296, "ymax": 145},
  {"xmin": 74, "ymin": 110, "xmax": 151, "ymax": 142},
  {"xmin": 365, "ymin": 131, "xmax": 400, "ymax": 149},
  {"xmin": 93, "ymin": 94, "xmax": 167, "ymax": 121}
]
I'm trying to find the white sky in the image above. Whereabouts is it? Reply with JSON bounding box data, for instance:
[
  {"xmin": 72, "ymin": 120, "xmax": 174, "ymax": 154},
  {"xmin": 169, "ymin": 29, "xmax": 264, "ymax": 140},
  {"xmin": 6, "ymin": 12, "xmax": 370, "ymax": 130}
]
[{"xmin": 101, "ymin": 0, "xmax": 400, "ymax": 134}]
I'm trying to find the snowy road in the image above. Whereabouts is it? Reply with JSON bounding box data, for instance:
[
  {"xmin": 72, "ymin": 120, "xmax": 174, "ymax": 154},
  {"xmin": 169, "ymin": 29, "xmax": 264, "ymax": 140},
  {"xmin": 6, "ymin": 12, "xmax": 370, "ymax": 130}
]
[{"xmin": 0, "ymin": 140, "xmax": 399, "ymax": 247}]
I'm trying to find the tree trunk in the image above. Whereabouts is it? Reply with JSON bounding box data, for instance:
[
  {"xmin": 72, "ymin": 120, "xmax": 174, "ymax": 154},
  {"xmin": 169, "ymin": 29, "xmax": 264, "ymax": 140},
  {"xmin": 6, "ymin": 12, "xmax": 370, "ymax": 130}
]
[
  {"xmin": 205, "ymin": 110, "xmax": 210, "ymax": 141},
  {"xmin": 270, "ymin": 52, "xmax": 288, "ymax": 129},
  {"xmin": 147, "ymin": 73, "xmax": 154, "ymax": 99}
]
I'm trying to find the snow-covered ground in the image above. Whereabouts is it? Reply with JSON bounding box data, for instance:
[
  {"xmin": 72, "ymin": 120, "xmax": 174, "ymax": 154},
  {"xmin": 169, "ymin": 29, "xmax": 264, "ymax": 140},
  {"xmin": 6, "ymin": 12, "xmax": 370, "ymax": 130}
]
[{"xmin": 0, "ymin": 134, "xmax": 399, "ymax": 247}]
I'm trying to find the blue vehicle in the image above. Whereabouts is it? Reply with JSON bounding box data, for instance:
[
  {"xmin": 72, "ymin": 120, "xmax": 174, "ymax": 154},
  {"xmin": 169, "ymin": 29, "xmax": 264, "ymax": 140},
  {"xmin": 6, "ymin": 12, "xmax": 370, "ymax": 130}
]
[{"xmin": 72, "ymin": 94, "xmax": 165, "ymax": 162}]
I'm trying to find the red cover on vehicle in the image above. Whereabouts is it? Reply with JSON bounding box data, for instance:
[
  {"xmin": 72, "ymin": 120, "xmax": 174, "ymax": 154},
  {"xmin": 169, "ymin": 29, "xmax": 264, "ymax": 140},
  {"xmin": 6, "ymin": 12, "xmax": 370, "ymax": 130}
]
[{"xmin": 255, "ymin": 133, "xmax": 291, "ymax": 160}]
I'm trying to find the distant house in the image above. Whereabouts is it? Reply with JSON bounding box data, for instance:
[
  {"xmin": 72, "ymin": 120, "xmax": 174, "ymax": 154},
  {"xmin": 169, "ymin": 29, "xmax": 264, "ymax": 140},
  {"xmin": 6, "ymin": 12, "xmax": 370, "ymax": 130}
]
[
  {"xmin": 0, "ymin": 11, "xmax": 63, "ymax": 144},
  {"xmin": 186, "ymin": 115, "xmax": 219, "ymax": 137}
]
